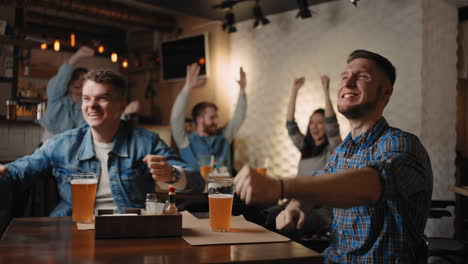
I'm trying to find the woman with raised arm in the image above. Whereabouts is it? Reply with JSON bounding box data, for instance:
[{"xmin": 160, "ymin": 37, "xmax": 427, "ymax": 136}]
[{"xmin": 275, "ymin": 75, "xmax": 342, "ymax": 236}]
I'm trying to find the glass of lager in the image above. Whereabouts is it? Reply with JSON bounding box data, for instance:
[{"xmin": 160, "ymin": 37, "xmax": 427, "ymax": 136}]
[
  {"xmin": 71, "ymin": 173, "xmax": 98, "ymax": 223},
  {"xmin": 208, "ymin": 177, "xmax": 234, "ymax": 232},
  {"xmin": 254, "ymin": 158, "xmax": 269, "ymax": 176}
]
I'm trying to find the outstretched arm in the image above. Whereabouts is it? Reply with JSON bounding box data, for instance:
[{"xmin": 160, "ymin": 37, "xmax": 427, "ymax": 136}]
[
  {"xmin": 223, "ymin": 67, "xmax": 247, "ymax": 141},
  {"xmin": 170, "ymin": 63, "xmax": 205, "ymax": 148},
  {"xmin": 234, "ymin": 164, "xmax": 382, "ymax": 208}
]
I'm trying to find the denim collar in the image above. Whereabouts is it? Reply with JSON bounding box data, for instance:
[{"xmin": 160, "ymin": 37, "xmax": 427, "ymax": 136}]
[{"xmin": 77, "ymin": 122, "xmax": 129, "ymax": 160}]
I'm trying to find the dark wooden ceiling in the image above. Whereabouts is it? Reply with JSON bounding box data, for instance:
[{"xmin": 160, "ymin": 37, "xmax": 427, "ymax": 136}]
[{"xmin": 136, "ymin": 0, "xmax": 339, "ymax": 22}]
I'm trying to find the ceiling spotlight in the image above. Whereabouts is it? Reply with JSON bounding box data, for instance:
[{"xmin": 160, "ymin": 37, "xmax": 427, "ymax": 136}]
[
  {"xmin": 253, "ymin": 1, "xmax": 270, "ymax": 28},
  {"xmin": 213, "ymin": 0, "xmax": 240, "ymax": 9},
  {"xmin": 296, "ymin": 0, "xmax": 312, "ymax": 19},
  {"xmin": 222, "ymin": 10, "xmax": 237, "ymax": 33},
  {"xmin": 350, "ymin": 0, "xmax": 359, "ymax": 6}
]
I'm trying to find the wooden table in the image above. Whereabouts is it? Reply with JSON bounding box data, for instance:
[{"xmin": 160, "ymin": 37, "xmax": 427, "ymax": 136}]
[
  {"xmin": 448, "ymin": 185, "xmax": 468, "ymax": 197},
  {"xmin": 0, "ymin": 217, "xmax": 322, "ymax": 264}
]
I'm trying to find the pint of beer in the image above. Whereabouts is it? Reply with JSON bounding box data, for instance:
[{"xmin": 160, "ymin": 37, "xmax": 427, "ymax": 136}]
[
  {"xmin": 200, "ymin": 165, "xmax": 213, "ymax": 181},
  {"xmin": 208, "ymin": 177, "xmax": 234, "ymax": 232},
  {"xmin": 71, "ymin": 173, "xmax": 98, "ymax": 223},
  {"xmin": 254, "ymin": 158, "xmax": 269, "ymax": 176}
]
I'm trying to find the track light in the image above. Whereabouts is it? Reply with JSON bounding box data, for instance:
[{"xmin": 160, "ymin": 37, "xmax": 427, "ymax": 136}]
[
  {"xmin": 350, "ymin": 0, "xmax": 359, "ymax": 6},
  {"xmin": 296, "ymin": 0, "xmax": 312, "ymax": 19},
  {"xmin": 222, "ymin": 10, "xmax": 237, "ymax": 33},
  {"xmin": 253, "ymin": 1, "xmax": 269, "ymax": 28},
  {"xmin": 212, "ymin": 0, "xmax": 240, "ymax": 9}
]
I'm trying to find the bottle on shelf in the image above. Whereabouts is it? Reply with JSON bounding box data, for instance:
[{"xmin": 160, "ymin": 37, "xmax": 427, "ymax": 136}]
[{"xmin": 163, "ymin": 186, "xmax": 179, "ymax": 215}]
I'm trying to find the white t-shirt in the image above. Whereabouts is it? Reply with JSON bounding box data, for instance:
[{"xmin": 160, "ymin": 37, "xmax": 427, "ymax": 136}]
[{"xmin": 93, "ymin": 140, "xmax": 117, "ymax": 211}]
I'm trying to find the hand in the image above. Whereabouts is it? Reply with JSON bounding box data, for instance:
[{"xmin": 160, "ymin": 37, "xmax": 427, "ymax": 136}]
[
  {"xmin": 0, "ymin": 164, "xmax": 7, "ymax": 174},
  {"xmin": 68, "ymin": 46, "xmax": 95, "ymax": 65},
  {"xmin": 320, "ymin": 75, "xmax": 330, "ymax": 94},
  {"xmin": 276, "ymin": 200, "xmax": 305, "ymax": 231},
  {"xmin": 237, "ymin": 67, "xmax": 246, "ymax": 92},
  {"xmin": 234, "ymin": 164, "xmax": 280, "ymax": 205},
  {"xmin": 143, "ymin": 155, "xmax": 172, "ymax": 182},
  {"xmin": 124, "ymin": 100, "xmax": 141, "ymax": 115},
  {"xmin": 184, "ymin": 63, "xmax": 205, "ymax": 90},
  {"xmin": 292, "ymin": 77, "xmax": 305, "ymax": 91}
]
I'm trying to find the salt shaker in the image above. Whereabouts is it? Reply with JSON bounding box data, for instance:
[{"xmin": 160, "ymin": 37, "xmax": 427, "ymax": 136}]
[{"xmin": 145, "ymin": 193, "xmax": 158, "ymax": 215}]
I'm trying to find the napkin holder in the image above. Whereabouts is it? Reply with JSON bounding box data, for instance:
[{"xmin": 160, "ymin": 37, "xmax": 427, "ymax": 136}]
[{"xmin": 95, "ymin": 209, "xmax": 182, "ymax": 239}]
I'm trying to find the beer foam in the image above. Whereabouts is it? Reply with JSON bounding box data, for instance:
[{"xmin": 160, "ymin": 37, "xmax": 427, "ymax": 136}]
[
  {"xmin": 208, "ymin": 193, "xmax": 233, "ymax": 199},
  {"xmin": 71, "ymin": 179, "xmax": 98, "ymax": 185}
]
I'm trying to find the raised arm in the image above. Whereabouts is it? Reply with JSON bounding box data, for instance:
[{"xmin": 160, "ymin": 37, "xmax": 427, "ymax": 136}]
[
  {"xmin": 68, "ymin": 46, "xmax": 94, "ymax": 66},
  {"xmin": 286, "ymin": 77, "xmax": 306, "ymax": 150},
  {"xmin": 286, "ymin": 77, "xmax": 305, "ymax": 122},
  {"xmin": 46, "ymin": 46, "xmax": 94, "ymax": 101},
  {"xmin": 321, "ymin": 75, "xmax": 342, "ymax": 148},
  {"xmin": 223, "ymin": 67, "xmax": 247, "ymax": 141},
  {"xmin": 170, "ymin": 63, "xmax": 206, "ymax": 148}
]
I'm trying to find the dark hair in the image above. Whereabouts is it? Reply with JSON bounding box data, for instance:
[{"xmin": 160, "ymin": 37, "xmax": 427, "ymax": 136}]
[
  {"xmin": 301, "ymin": 108, "xmax": 329, "ymax": 159},
  {"xmin": 67, "ymin": 67, "xmax": 88, "ymax": 88},
  {"xmin": 84, "ymin": 69, "xmax": 127, "ymax": 99},
  {"xmin": 191, "ymin": 102, "xmax": 218, "ymax": 125},
  {"xmin": 347, "ymin": 49, "xmax": 396, "ymax": 85}
]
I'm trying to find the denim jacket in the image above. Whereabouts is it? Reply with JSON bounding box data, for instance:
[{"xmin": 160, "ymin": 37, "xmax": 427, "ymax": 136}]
[
  {"xmin": 2, "ymin": 122, "xmax": 204, "ymax": 216},
  {"xmin": 38, "ymin": 62, "xmax": 85, "ymax": 134}
]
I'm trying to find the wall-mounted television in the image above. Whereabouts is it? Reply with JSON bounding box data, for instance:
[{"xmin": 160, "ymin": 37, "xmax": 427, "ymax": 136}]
[{"xmin": 161, "ymin": 33, "xmax": 209, "ymax": 81}]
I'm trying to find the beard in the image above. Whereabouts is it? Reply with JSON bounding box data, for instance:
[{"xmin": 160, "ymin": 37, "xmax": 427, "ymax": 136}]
[
  {"xmin": 203, "ymin": 123, "xmax": 218, "ymax": 135},
  {"xmin": 338, "ymin": 86, "xmax": 382, "ymax": 120}
]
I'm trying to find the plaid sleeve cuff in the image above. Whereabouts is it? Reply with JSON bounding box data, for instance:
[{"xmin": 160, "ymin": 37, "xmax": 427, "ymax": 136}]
[{"xmin": 366, "ymin": 159, "xmax": 396, "ymax": 204}]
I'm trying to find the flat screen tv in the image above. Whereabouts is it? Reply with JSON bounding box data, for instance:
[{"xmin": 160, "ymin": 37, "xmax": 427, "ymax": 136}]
[{"xmin": 161, "ymin": 33, "xmax": 209, "ymax": 81}]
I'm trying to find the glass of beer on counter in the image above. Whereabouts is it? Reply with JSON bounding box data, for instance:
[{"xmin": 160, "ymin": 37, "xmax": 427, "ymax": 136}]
[
  {"xmin": 71, "ymin": 173, "xmax": 98, "ymax": 223},
  {"xmin": 208, "ymin": 177, "xmax": 234, "ymax": 232}
]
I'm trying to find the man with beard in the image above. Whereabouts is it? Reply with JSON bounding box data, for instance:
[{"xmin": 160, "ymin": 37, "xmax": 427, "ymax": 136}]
[
  {"xmin": 234, "ymin": 50, "xmax": 433, "ymax": 263},
  {"xmin": 170, "ymin": 63, "xmax": 246, "ymax": 180}
]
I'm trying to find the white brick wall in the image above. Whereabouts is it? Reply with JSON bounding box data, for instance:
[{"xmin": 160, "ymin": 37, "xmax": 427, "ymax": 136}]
[
  {"xmin": 230, "ymin": 0, "xmax": 457, "ymax": 237},
  {"xmin": 421, "ymin": 0, "xmax": 458, "ymax": 237}
]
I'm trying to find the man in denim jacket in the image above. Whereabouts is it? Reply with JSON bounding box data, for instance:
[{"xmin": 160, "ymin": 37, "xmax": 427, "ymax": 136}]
[{"xmin": 0, "ymin": 70, "xmax": 202, "ymax": 216}]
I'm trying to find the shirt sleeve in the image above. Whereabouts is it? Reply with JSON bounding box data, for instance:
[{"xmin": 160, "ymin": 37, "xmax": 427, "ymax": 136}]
[
  {"xmin": 170, "ymin": 91, "xmax": 190, "ymax": 148},
  {"xmin": 366, "ymin": 136, "xmax": 432, "ymax": 203},
  {"xmin": 46, "ymin": 62, "xmax": 74, "ymax": 102},
  {"xmin": 325, "ymin": 115, "xmax": 342, "ymax": 150},
  {"xmin": 222, "ymin": 93, "xmax": 247, "ymax": 142},
  {"xmin": 151, "ymin": 133, "xmax": 204, "ymax": 193},
  {"xmin": 2, "ymin": 138, "xmax": 54, "ymax": 192},
  {"xmin": 286, "ymin": 120, "xmax": 305, "ymax": 151}
]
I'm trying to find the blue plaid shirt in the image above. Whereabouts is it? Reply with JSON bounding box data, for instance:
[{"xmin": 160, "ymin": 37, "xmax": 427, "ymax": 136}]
[{"xmin": 318, "ymin": 118, "xmax": 433, "ymax": 263}]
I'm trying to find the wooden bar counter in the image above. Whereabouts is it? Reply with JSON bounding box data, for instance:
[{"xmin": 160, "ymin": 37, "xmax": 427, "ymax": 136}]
[{"xmin": 0, "ymin": 217, "xmax": 322, "ymax": 264}]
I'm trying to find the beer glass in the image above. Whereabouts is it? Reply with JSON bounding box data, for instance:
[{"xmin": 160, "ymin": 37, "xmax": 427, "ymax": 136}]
[
  {"xmin": 6, "ymin": 99, "xmax": 17, "ymax": 120},
  {"xmin": 208, "ymin": 177, "xmax": 234, "ymax": 232},
  {"xmin": 254, "ymin": 158, "xmax": 269, "ymax": 176},
  {"xmin": 71, "ymin": 173, "xmax": 98, "ymax": 223},
  {"xmin": 197, "ymin": 154, "xmax": 213, "ymax": 181}
]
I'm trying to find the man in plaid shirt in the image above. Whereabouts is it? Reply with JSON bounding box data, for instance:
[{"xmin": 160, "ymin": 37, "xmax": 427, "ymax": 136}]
[{"xmin": 235, "ymin": 49, "xmax": 433, "ymax": 263}]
